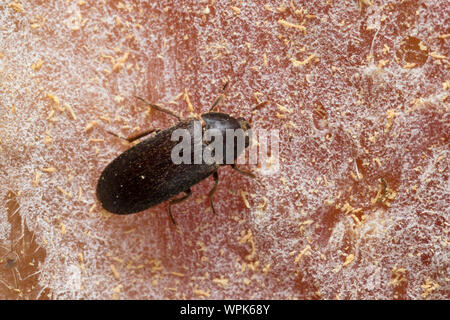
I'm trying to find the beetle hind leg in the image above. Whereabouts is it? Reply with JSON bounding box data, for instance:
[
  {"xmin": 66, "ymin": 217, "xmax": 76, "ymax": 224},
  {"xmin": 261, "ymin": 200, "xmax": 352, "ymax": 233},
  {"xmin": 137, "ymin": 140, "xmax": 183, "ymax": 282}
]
[
  {"xmin": 208, "ymin": 171, "xmax": 219, "ymax": 215},
  {"xmin": 168, "ymin": 188, "xmax": 192, "ymax": 225},
  {"xmin": 135, "ymin": 96, "xmax": 181, "ymax": 121}
]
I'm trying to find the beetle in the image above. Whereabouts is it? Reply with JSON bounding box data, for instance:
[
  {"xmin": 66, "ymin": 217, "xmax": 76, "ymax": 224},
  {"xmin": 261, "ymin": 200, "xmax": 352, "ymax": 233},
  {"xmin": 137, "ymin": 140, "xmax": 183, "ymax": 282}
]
[{"xmin": 96, "ymin": 82, "xmax": 262, "ymax": 224}]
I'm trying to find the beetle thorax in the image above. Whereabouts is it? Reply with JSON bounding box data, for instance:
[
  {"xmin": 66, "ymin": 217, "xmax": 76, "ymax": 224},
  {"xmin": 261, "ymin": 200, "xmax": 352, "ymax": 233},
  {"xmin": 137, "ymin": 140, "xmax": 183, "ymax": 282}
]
[{"xmin": 201, "ymin": 112, "xmax": 251, "ymax": 163}]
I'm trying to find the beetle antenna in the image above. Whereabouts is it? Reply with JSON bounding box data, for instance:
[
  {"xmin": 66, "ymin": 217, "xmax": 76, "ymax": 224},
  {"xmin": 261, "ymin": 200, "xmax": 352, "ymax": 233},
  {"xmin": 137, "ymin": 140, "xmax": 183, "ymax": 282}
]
[{"xmin": 223, "ymin": 55, "xmax": 267, "ymax": 124}]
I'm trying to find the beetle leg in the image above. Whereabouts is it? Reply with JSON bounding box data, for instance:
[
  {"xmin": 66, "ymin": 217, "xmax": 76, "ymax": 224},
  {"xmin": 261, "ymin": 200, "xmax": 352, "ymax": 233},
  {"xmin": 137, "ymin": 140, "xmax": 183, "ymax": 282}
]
[
  {"xmin": 168, "ymin": 188, "xmax": 192, "ymax": 225},
  {"xmin": 231, "ymin": 164, "xmax": 264, "ymax": 187},
  {"xmin": 209, "ymin": 81, "xmax": 229, "ymax": 112},
  {"xmin": 106, "ymin": 128, "xmax": 160, "ymax": 143},
  {"xmin": 231, "ymin": 164, "xmax": 256, "ymax": 179},
  {"xmin": 135, "ymin": 96, "xmax": 181, "ymax": 121},
  {"xmin": 208, "ymin": 171, "xmax": 219, "ymax": 215},
  {"xmin": 125, "ymin": 128, "xmax": 161, "ymax": 143}
]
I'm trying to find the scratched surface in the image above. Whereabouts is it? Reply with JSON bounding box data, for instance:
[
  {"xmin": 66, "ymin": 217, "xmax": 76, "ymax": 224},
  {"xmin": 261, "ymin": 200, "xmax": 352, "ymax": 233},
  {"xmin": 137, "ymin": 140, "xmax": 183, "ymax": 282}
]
[{"xmin": 0, "ymin": 1, "xmax": 448, "ymax": 299}]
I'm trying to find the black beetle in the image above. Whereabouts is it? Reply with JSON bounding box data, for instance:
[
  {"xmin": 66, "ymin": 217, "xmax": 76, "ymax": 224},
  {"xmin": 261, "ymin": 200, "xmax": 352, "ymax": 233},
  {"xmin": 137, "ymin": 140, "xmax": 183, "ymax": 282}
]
[{"xmin": 96, "ymin": 83, "xmax": 261, "ymax": 224}]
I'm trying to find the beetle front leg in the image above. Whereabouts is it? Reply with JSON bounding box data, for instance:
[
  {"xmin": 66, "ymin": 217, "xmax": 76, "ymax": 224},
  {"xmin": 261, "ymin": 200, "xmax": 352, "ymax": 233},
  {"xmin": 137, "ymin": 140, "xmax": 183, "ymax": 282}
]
[
  {"xmin": 208, "ymin": 171, "xmax": 219, "ymax": 215},
  {"xmin": 167, "ymin": 188, "xmax": 192, "ymax": 225}
]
